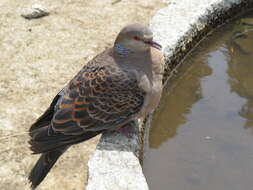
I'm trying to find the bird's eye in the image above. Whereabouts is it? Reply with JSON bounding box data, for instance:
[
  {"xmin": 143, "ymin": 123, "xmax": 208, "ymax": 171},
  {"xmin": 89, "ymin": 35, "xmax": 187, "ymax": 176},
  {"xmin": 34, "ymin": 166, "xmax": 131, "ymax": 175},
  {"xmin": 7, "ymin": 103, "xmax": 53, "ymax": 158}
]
[{"xmin": 133, "ymin": 36, "xmax": 141, "ymax": 41}]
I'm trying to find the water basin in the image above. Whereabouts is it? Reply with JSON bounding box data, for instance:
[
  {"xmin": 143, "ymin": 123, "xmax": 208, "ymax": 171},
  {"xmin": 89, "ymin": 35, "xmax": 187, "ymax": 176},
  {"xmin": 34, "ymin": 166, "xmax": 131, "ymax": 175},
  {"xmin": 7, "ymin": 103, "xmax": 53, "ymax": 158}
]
[{"xmin": 143, "ymin": 12, "xmax": 253, "ymax": 190}]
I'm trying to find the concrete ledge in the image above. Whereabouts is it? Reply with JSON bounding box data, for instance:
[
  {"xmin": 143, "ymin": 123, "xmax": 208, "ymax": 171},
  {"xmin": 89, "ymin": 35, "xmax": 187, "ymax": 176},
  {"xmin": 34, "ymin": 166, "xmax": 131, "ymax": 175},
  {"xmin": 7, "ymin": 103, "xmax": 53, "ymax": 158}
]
[
  {"xmin": 151, "ymin": 0, "xmax": 253, "ymax": 80},
  {"xmin": 86, "ymin": 121, "xmax": 148, "ymax": 190},
  {"xmin": 87, "ymin": 0, "xmax": 253, "ymax": 189}
]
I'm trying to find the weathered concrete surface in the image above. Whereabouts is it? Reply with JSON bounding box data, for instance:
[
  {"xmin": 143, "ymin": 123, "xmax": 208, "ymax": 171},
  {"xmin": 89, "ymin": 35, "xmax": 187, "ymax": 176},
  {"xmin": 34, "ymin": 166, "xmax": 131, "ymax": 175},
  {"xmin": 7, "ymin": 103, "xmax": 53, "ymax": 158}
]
[
  {"xmin": 151, "ymin": 0, "xmax": 253, "ymax": 73},
  {"xmin": 87, "ymin": 0, "xmax": 253, "ymax": 190},
  {"xmin": 87, "ymin": 121, "xmax": 148, "ymax": 190}
]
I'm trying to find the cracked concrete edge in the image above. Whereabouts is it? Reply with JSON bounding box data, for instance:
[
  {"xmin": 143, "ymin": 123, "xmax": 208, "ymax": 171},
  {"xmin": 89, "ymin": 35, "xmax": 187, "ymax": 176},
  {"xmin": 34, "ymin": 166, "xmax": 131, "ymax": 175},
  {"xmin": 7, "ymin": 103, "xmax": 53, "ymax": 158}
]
[{"xmin": 86, "ymin": 1, "xmax": 253, "ymax": 190}]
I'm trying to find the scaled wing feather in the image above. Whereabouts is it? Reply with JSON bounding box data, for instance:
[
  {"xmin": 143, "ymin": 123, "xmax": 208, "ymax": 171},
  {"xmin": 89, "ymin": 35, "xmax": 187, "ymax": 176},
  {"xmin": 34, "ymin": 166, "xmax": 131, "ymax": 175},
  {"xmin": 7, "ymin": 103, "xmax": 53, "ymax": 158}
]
[{"xmin": 51, "ymin": 63, "xmax": 146, "ymax": 135}]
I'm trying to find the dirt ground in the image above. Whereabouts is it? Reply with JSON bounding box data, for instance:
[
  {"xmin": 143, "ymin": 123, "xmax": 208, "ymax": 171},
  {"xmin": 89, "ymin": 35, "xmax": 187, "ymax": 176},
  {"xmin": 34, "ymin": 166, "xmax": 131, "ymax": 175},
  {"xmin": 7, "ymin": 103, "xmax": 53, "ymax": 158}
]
[{"xmin": 0, "ymin": 0, "xmax": 165, "ymax": 189}]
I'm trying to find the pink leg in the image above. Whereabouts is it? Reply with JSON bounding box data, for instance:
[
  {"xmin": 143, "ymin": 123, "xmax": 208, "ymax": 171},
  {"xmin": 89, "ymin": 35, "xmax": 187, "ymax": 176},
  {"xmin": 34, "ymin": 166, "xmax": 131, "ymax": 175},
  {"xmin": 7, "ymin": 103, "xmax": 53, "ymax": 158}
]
[{"xmin": 115, "ymin": 125, "xmax": 134, "ymax": 137}]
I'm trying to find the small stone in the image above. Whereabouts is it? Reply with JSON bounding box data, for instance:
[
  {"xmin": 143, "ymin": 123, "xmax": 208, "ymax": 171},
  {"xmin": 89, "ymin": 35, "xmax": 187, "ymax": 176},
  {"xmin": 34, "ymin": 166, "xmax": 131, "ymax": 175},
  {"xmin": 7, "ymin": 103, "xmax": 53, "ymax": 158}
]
[
  {"xmin": 204, "ymin": 136, "xmax": 212, "ymax": 140},
  {"xmin": 21, "ymin": 4, "xmax": 49, "ymax": 20}
]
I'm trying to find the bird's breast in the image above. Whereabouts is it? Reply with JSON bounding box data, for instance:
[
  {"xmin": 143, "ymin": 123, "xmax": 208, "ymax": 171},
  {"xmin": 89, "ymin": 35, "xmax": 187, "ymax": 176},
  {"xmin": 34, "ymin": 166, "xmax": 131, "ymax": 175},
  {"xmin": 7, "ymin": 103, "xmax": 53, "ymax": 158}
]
[
  {"xmin": 148, "ymin": 77, "xmax": 163, "ymax": 111},
  {"xmin": 137, "ymin": 73, "xmax": 163, "ymax": 119}
]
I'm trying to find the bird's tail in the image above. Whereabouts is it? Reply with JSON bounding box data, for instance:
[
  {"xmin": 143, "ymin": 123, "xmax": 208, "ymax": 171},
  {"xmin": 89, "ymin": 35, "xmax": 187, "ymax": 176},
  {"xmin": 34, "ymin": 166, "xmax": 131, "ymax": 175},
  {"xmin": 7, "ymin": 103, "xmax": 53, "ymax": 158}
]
[
  {"xmin": 28, "ymin": 124, "xmax": 103, "ymax": 189},
  {"xmin": 29, "ymin": 147, "xmax": 67, "ymax": 189}
]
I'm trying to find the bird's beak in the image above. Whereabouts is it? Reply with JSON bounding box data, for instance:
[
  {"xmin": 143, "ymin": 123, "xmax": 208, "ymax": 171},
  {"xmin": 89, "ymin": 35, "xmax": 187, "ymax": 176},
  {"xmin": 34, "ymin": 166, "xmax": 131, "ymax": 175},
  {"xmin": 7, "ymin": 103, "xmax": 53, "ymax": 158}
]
[{"xmin": 145, "ymin": 40, "xmax": 162, "ymax": 50}]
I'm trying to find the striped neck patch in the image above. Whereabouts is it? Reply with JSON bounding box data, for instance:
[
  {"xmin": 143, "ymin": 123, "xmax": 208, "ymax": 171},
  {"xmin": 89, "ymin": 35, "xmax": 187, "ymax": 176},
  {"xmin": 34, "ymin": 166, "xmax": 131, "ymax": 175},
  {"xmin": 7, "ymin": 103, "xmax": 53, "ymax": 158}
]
[{"xmin": 114, "ymin": 43, "xmax": 131, "ymax": 56}]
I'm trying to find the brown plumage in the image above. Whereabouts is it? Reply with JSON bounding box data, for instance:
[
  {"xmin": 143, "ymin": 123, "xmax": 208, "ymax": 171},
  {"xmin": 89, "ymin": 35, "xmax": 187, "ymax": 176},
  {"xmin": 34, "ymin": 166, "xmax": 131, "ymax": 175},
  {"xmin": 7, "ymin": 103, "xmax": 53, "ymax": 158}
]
[{"xmin": 28, "ymin": 23, "xmax": 164, "ymax": 189}]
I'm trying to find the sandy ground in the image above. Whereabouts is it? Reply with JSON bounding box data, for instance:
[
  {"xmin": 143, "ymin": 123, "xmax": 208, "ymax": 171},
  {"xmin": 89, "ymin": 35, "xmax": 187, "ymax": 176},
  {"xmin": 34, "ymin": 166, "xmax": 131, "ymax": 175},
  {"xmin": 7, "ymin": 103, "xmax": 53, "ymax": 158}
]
[{"xmin": 0, "ymin": 0, "xmax": 165, "ymax": 189}]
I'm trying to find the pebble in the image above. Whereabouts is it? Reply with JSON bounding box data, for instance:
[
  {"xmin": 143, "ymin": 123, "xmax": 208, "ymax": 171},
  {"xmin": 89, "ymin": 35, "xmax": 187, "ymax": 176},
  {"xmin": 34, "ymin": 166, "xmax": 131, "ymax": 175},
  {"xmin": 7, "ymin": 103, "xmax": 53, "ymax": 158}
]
[
  {"xmin": 21, "ymin": 4, "xmax": 49, "ymax": 20},
  {"xmin": 204, "ymin": 136, "xmax": 212, "ymax": 140}
]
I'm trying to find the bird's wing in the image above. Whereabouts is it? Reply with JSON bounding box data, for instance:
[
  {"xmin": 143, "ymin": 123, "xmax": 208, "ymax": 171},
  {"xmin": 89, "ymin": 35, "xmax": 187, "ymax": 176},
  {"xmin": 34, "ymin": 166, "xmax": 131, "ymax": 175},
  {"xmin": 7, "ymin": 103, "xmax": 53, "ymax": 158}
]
[{"xmin": 51, "ymin": 64, "xmax": 146, "ymax": 135}]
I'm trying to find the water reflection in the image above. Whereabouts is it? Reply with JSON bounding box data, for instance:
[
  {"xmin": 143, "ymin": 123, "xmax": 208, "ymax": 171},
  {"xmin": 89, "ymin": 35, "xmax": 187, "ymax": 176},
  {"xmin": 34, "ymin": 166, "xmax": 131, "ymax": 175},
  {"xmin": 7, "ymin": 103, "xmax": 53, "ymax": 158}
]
[
  {"xmin": 226, "ymin": 17, "xmax": 253, "ymax": 130},
  {"xmin": 149, "ymin": 56, "xmax": 212, "ymax": 148},
  {"xmin": 144, "ymin": 13, "xmax": 253, "ymax": 190}
]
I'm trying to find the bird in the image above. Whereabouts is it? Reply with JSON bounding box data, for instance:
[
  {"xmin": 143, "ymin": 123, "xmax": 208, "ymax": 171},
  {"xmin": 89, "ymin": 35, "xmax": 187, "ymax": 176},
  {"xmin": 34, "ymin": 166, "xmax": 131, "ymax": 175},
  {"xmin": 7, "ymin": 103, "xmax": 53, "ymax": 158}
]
[{"xmin": 28, "ymin": 23, "xmax": 165, "ymax": 189}]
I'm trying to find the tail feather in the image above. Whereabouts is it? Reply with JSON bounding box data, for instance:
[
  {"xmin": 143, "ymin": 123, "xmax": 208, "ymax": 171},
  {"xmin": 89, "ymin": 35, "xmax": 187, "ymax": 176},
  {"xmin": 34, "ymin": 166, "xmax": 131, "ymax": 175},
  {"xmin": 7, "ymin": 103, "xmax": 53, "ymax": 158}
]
[
  {"xmin": 28, "ymin": 91, "xmax": 104, "ymax": 188},
  {"xmin": 29, "ymin": 125, "xmax": 103, "ymax": 154},
  {"xmin": 29, "ymin": 125, "xmax": 103, "ymax": 188},
  {"xmin": 29, "ymin": 93, "xmax": 60, "ymax": 133},
  {"xmin": 29, "ymin": 147, "xmax": 67, "ymax": 189}
]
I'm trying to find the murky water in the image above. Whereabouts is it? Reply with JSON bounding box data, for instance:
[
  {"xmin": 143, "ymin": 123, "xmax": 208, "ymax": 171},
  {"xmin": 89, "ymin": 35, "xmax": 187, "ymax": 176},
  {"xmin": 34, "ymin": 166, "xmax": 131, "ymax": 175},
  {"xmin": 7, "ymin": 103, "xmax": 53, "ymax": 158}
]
[{"xmin": 143, "ymin": 13, "xmax": 253, "ymax": 190}]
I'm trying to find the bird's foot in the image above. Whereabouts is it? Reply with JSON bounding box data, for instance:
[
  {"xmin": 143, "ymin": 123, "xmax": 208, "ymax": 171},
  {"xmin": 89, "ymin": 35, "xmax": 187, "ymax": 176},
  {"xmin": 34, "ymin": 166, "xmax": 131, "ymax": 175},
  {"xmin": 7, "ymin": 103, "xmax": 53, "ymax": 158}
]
[{"xmin": 115, "ymin": 125, "xmax": 134, "ymax": 137}]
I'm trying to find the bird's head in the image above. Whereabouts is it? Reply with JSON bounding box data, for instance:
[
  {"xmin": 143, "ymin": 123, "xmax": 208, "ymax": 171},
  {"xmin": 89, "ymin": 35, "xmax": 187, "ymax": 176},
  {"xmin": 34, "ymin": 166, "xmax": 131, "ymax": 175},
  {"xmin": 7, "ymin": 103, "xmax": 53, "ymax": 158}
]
[{"xmin": 114, "ymin": 24, "xmax": 162, "ymax": 54}]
